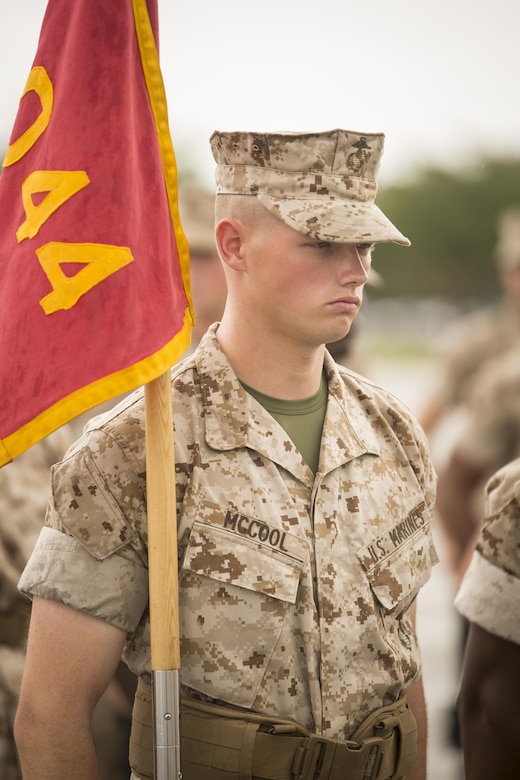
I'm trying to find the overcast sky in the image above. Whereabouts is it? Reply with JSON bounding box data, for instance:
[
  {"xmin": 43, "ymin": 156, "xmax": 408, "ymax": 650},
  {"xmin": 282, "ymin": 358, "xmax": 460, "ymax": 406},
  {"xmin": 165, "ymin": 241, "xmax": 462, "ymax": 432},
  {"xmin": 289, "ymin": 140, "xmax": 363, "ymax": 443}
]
[{"xmin": 1, "ymin": 0, "xmax": 519, "ymax": 187}]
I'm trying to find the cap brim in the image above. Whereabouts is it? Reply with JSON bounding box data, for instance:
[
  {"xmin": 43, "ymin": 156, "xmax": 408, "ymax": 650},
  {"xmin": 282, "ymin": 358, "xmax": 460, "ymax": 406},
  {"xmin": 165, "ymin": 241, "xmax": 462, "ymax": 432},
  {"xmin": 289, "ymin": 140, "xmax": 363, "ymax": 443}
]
[{"xmin": 257, "ymin": 194, "xmax": 410, "ymax": 246}]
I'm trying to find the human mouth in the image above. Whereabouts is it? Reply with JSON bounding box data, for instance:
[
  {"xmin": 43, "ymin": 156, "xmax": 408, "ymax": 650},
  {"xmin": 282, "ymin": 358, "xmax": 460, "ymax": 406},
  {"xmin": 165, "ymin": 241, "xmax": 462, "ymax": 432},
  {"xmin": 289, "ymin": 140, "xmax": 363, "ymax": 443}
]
[{"xmin": 328, "ymin": 296, "xmax": 361, "ymax": 313}]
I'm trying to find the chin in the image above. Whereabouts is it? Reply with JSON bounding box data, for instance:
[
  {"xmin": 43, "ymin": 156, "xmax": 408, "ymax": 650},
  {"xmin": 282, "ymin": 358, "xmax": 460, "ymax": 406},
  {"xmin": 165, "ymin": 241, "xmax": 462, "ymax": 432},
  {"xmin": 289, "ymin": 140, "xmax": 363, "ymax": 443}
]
[
  {"xmin": 325, "ymin": 324, "xmax": 355, "ymax": 354},
  {"xmin": 328, "ymin": 321, "xmax": 354, "ymax": 342}
]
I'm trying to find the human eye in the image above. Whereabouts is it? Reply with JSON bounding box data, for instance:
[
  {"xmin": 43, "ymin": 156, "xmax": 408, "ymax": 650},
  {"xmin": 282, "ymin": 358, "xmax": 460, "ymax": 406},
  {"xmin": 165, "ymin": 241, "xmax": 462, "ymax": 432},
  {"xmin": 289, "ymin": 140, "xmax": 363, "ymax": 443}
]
[
  {"xmin": 356, "ymin": 242, "xmax": 375, "ymax": 255},
  {"xmin": 309, "ymin": 241, "xmax": 332, "ymax": 250}
]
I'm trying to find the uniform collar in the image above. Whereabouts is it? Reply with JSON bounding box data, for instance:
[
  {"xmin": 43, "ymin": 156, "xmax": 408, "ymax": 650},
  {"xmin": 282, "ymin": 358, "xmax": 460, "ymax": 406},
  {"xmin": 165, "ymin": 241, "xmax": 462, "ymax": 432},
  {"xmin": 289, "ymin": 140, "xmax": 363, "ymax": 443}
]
[{"xmin": 194, "ymin": 325, "xmax": 381, "ymax": 479}]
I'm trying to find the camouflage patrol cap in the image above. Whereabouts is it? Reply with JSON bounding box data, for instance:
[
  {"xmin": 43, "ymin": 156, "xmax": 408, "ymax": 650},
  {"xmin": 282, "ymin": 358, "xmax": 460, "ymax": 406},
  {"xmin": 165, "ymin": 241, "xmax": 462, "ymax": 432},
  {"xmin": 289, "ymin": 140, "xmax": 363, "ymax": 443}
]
[
  {"xmin": 209, "ymin": 129, "xmax": 410, "ymax": 245},
  {"xmin": 178, "ymin": 185, "xmax": 217, "ymax": 255},
  {"xmin": 495, "ymin": 206, "xmax": 520, "ymax": 269}
]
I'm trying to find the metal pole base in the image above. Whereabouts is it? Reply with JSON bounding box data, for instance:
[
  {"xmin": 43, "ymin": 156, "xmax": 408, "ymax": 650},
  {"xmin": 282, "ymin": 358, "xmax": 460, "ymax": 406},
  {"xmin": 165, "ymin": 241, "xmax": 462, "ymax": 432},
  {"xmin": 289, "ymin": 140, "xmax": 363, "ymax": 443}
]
[{"xmin": 152, "ymin": 669, "xmax": 183, "ymax": 780}]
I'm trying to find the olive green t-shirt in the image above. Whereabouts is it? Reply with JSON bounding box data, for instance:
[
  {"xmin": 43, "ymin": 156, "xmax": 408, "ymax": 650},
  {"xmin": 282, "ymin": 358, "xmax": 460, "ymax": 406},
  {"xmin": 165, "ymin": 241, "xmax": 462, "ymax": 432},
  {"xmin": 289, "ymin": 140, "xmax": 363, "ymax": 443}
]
[{"xmin": 241, "ymin": 373, "xmax": 328, "ymax": 473}]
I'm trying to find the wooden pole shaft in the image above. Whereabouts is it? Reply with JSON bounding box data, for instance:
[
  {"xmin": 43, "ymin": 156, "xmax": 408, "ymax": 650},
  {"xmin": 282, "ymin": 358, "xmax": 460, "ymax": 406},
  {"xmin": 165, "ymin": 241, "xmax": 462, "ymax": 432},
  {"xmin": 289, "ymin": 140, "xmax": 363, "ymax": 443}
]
[{"xmin": 145, "ymin": 372, "xmax": 180, "ymax": 671}]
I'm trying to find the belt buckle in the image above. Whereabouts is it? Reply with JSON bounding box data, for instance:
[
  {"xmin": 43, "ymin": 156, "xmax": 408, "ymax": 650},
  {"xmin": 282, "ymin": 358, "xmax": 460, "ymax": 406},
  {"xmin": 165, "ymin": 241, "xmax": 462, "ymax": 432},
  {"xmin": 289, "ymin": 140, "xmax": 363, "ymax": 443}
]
[
  {"xmin": 292, "ymin": 733, "xmax": 337, "ymax": 780},
  {"xmin": 345, "ymin": 736, "xmax": 384, "ymax": 780}
]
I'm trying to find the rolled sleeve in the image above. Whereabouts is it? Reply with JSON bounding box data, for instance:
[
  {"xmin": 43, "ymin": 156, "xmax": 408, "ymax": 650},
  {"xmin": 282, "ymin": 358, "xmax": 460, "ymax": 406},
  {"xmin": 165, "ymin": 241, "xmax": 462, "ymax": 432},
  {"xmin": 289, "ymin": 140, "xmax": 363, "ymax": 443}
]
[
  {"xmin": 455, "ymin": 551, "xmax": 520, "ymax": 645},
  {"xmin": 19, "ymin": 526, "xmax": 148, "ymax": 633}
]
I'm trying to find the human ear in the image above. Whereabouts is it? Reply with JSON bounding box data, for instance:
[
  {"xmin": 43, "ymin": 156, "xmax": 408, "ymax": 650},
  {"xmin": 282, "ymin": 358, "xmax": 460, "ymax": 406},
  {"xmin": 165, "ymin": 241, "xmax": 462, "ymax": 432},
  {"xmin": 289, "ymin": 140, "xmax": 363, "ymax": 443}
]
[{"xmin": 215, "ymin": 219, "xmax": 246, "ymax": 271}]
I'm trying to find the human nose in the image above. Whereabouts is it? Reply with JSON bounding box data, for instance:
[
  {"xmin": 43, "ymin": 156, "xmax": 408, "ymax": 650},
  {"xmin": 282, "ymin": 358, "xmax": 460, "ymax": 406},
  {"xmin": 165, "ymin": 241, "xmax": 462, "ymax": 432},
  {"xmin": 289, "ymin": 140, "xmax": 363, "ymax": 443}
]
[{"xmin": 337, "ymin": 245, "xmax": 370, "ymax": 286}]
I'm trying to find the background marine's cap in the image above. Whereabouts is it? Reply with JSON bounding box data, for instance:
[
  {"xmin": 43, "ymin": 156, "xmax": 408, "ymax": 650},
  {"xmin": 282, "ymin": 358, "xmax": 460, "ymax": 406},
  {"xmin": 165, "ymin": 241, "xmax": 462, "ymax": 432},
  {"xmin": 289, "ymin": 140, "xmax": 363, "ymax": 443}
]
[
  {"xmin": 178, "ymin": 185, "xmax": 217, "ymax": 255},
  {"xmin": 494, "ymin": 206, "xmax": 520, "ymax": 270},
  {"xmin": 209, "ymin": 129, "xmax": 410, "ymax": 246}
]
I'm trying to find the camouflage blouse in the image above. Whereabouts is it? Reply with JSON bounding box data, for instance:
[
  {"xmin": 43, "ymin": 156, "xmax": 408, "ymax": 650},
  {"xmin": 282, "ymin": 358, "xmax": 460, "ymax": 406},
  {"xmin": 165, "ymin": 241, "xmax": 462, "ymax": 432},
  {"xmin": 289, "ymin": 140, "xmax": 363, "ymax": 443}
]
[{"xmin": 20, "ymin": 325, "xmax": 438, "ymax": 739}]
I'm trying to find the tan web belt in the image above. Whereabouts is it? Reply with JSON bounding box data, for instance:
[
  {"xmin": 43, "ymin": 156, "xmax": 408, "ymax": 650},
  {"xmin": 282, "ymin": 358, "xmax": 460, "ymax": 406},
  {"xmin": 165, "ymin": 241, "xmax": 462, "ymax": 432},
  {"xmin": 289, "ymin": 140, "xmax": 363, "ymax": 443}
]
[{"xmin": 181, "ymin": 695, "xmax": 417, "ymax": 780}]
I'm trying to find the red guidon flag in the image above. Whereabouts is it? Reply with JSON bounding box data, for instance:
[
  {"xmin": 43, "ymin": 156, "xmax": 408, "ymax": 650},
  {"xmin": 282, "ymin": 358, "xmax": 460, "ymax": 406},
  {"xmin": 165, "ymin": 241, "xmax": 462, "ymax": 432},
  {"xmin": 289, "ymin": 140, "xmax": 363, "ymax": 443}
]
[{"xmin": 0, "ymin": 0, "xmax": 193, "ymax": 467}]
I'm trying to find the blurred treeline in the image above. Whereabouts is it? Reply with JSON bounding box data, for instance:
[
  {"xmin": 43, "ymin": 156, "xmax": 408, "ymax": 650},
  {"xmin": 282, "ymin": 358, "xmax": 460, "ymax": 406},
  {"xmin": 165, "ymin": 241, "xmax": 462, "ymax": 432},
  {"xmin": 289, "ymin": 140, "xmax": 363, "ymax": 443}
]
[{"xmin": 373, "ymin": 156, "xmax": 520, "ymax": 302}]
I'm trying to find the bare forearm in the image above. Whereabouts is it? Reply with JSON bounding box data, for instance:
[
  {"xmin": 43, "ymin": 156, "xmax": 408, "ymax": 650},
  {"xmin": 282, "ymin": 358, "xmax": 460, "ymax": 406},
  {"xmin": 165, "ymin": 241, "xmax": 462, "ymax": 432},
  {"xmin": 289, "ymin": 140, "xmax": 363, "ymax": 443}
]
[
  {"xmin": 15, "ymin": 598, "xmax": 128, "ymax": 779},
  {"xmin": 459, "ymin": 683, "xmax": 520, "ymax": 780},
  {"xmin": 18, "ymin": 750, "xmax": 98, "ymax": 780},
  {"xmin": 458, "ymin": 626, "xmax": 520, "ymax": 779},
  {"xmin": 15, "ymin": 711, "xmax": 99, "ymax": 779},
  {"xmin": 459, "ymin": 725, "xmax": 520, "ymax": 779}
]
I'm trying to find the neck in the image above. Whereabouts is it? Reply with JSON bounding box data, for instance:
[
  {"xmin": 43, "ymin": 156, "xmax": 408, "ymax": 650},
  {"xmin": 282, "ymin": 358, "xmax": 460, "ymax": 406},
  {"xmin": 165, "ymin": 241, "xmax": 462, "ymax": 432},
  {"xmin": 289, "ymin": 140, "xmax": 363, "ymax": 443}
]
[{"xmin": 216, "ymin": 316, "xmax": 325, "ymax": 400}]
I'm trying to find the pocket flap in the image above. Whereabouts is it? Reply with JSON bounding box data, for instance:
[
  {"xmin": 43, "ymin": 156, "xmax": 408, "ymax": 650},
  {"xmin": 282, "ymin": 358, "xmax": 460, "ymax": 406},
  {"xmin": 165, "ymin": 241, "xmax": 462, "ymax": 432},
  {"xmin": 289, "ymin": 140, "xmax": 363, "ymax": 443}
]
[
  {"xmin": 53, "ymin": 446, "xmax": 138, "ymax": 560},
  {"xmin": 357, "ymin": 503, "xmax": 439, "ymax": 611},
  {"xmin": 183, "ymin": 520, "xmax": 304, "ymax": 604}
]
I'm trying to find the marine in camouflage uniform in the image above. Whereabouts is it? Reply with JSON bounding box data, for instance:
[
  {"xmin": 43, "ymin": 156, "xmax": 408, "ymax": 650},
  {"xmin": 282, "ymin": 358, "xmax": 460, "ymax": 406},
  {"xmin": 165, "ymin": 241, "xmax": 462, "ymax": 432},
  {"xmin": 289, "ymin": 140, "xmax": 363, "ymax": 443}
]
[
  {"xmin": 16, "ymin": 129, "xmax": 438, "ymax": 780},
  {"xmin": 455, "ymin": 458, "xmax": 520, "ymax": 778}
]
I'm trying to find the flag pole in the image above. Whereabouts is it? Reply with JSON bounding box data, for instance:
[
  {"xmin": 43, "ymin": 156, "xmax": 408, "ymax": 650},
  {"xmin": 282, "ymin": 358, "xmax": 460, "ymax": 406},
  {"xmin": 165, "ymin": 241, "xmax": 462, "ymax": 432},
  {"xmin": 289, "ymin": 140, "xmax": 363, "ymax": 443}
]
[
  {"xmin": 136, "ymin": 1, "xmax": 192, "ymax": 775},
  {"xmin": 145, "ymin": 371, "xmax": 182, "ymax": 780}
]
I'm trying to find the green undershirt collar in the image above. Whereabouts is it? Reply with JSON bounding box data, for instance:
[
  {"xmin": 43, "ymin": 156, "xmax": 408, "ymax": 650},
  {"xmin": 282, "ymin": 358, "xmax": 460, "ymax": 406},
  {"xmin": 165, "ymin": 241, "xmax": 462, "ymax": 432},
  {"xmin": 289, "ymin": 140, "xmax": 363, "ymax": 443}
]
[{"xmin": 240, "ymin": 373, "xmax": 328, "ymax": 473}]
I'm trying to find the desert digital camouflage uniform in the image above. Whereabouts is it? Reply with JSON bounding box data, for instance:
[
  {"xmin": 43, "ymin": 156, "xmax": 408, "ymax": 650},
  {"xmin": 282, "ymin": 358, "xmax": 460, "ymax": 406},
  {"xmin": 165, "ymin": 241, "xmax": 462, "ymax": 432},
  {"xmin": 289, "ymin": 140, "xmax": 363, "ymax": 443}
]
[
  {"xmin": 455, "ymin": 457, "xmax": 520, "ymax": 643},
  {"xmin": 20, "ymin": 325, "xmax": 437, "ymax": 754},
  {"xmin": 1, "ymin": 416, "xmax": 132, "ymax": 780}
]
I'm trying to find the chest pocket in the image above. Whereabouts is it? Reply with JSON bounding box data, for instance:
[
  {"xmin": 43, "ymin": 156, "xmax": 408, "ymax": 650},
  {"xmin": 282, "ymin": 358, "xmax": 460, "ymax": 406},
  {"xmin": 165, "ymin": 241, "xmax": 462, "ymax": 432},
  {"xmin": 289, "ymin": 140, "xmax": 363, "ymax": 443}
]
[
  {"xmin": 357, "ymin": 504, "xmax": 439, "ymax": 616},
  {"xmin": 179, "ymin": 515, "xmax": 306, "ymax": 709}
]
